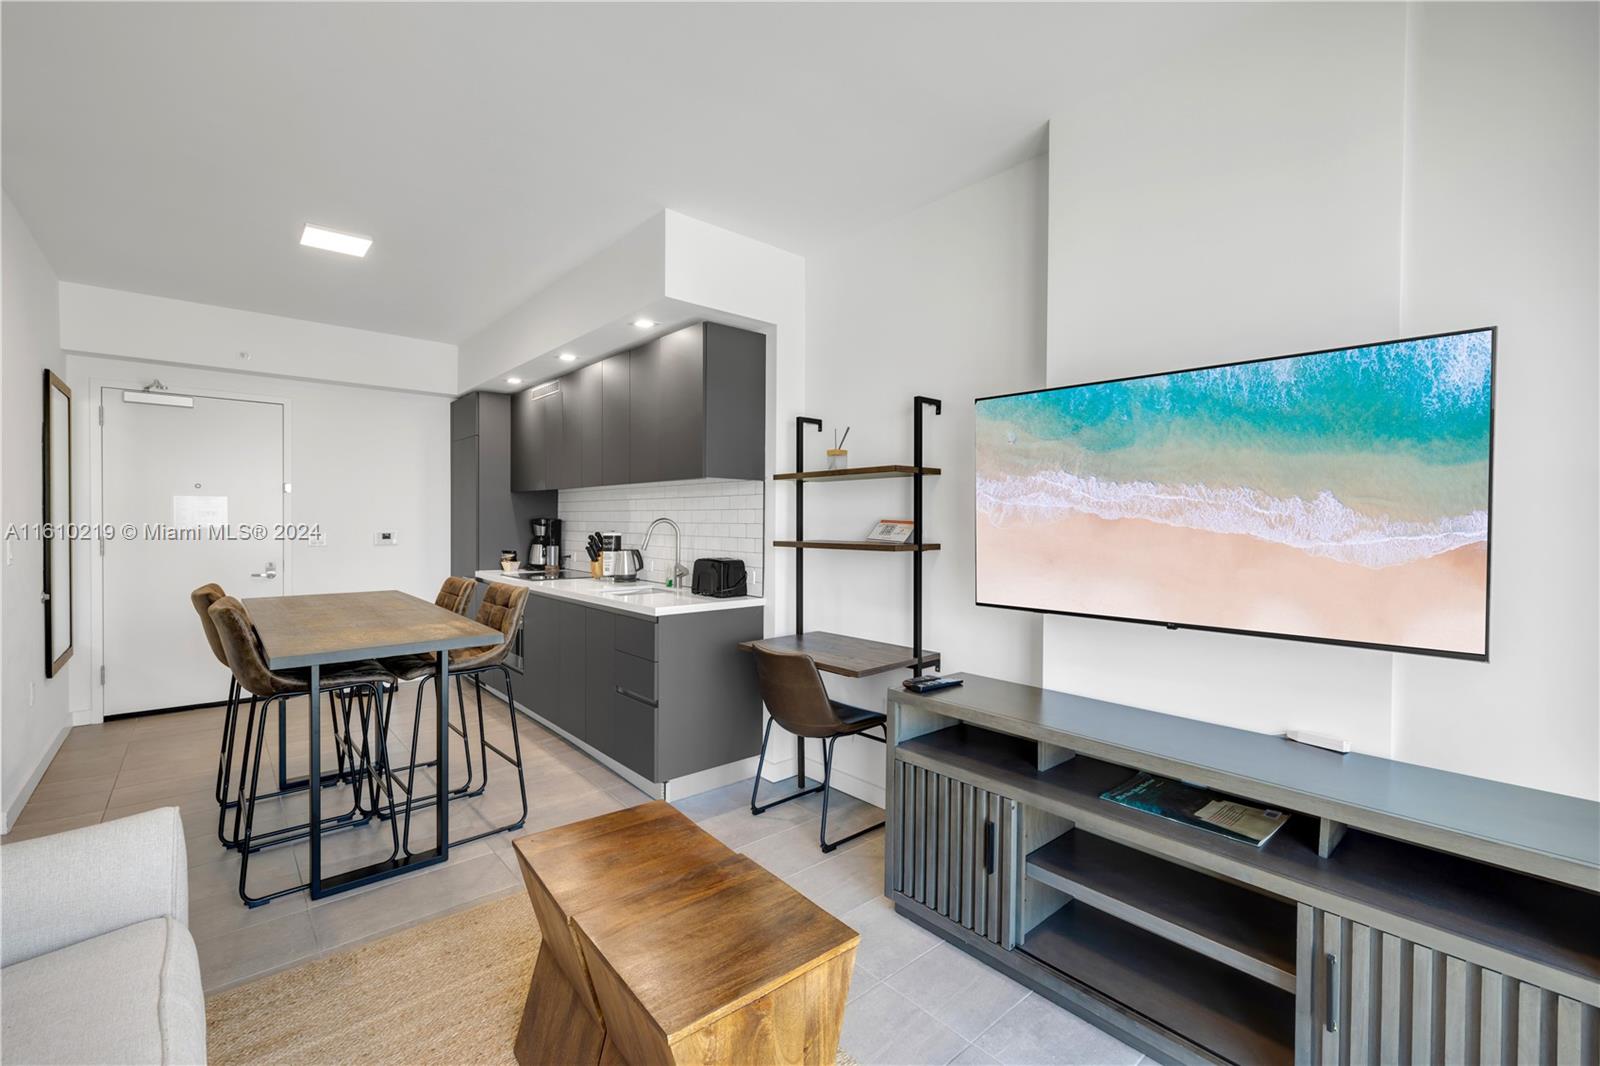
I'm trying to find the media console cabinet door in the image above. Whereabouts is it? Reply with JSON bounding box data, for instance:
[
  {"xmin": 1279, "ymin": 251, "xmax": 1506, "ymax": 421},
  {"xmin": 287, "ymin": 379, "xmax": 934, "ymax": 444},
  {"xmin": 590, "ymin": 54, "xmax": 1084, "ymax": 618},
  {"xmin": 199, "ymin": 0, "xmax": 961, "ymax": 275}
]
[
  {"xmin": 1297, "ymin": 905, "xmax": 1599, "ymax": 1066},
  {"xmin": 891, "ymin": 759, "xmax": 1016, "ymax": 948}
]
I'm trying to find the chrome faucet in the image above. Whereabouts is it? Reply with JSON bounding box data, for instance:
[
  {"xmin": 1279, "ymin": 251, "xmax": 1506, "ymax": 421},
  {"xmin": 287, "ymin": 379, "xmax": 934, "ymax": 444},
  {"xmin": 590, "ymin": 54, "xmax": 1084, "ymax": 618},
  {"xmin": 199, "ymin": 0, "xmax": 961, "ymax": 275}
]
[{"xmin": 641, "ymin": 517, "xmax": 689, "ymax": 588}]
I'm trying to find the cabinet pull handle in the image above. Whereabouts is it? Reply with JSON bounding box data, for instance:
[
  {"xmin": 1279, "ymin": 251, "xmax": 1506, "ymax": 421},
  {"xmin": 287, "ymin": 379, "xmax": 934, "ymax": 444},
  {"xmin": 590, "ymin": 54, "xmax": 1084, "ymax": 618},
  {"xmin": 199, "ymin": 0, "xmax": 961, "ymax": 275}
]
[
  {"xmin": 983, "ymin": 820, "xmax": 996, "ymax": 875},
  {"xmin": 1325, "ymin": 952, "xmax": 1339, "ymax": 1033},
  {"xmin": 615, "ymin": 685, "xmax": 658, "ymax": 708}
]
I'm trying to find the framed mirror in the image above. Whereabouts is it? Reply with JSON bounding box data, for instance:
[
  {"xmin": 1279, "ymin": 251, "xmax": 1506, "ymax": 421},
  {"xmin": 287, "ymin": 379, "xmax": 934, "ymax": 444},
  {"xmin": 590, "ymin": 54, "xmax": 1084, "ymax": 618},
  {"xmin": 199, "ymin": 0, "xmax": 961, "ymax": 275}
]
[{"xmin": 44, "ymin": 371, "xmax": 72, "ymax": 677}]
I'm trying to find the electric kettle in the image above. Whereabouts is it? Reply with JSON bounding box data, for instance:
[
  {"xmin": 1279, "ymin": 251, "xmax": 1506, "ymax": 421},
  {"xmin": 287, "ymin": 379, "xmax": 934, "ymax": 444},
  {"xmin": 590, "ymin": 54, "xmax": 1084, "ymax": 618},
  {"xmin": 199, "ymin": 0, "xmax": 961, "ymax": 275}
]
[{"xmin": 608, "ymin": 548, "xmax": 644, "ymax": 582}]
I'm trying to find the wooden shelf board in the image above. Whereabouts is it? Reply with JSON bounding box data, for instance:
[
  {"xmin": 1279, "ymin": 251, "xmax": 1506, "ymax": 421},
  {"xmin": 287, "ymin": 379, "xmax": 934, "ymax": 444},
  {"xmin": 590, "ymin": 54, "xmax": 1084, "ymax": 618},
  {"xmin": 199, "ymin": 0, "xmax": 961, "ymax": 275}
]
[
  {"xmin": 773, "ymin": 540, "xmax": 940, "ymax": 552},
  {"xmin": 774, "ymin": 465, "xmax": 941, "ymax": 482},
  {"xmin": 1026, "ymin": 831, "xmax": 1297, "ymax": 991},
  {"xmin": 897, "ymin": 726, "xmax": 1600, "ymax": 991},
  {"xmin": 1022, "ymin": 904, "xmax": 1295, "ymax": 1066},
  {"xmin": 738, "ymin": 631, "xmax": 940, "ymax": 678}
]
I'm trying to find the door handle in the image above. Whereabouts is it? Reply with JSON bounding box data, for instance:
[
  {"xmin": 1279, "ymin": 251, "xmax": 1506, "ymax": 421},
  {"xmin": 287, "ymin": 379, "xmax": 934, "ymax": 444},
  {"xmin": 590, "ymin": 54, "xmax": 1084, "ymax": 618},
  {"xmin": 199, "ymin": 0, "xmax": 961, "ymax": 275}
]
[
  {"xmin": 250, "ymin": 562, "xmax": 278, "ymax": 579},
  {"xmin": 615, "ymin": 685, "xmax": 658, "ymax": 708},
  {"xmin": 1325, "ymin": 952, "xmax": 1339, "ymax": 1033}
]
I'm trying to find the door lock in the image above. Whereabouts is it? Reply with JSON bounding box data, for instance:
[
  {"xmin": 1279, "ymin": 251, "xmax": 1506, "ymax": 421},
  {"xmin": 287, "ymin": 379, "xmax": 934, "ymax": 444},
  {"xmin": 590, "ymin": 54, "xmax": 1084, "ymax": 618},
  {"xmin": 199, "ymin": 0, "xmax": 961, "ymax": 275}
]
[{"xmin": 250, "ymin": 562, "xmax": 279, "ymax": 579}]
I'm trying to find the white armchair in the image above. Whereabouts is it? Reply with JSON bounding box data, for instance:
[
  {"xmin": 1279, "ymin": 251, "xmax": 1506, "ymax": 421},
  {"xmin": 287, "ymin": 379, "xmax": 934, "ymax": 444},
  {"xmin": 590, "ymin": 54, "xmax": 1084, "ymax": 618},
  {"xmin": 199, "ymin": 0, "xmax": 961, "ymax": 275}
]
[{"xmin": 1, "ymin": 807, "xmax": 207, "ymax": 1064}]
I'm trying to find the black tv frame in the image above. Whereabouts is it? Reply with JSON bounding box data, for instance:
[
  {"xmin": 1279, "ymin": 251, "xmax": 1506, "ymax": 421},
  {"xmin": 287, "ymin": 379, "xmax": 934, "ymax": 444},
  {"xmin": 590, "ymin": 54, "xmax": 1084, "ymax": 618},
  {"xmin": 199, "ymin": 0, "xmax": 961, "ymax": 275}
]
[{"xmin": 973, "ymin": 326, "xmax": 1497, "ymax": 662}]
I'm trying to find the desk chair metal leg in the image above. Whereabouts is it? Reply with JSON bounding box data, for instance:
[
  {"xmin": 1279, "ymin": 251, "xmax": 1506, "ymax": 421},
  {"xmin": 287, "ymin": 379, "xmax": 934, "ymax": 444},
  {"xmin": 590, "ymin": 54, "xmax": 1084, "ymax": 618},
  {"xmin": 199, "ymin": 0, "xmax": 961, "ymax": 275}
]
[
  {"xmin": 819, "ymin": 729, "xmax": 887, "ymax": 853},
  {"xmin": 750, "ymin": 718, "xmax": 824, "ymax": 816}
]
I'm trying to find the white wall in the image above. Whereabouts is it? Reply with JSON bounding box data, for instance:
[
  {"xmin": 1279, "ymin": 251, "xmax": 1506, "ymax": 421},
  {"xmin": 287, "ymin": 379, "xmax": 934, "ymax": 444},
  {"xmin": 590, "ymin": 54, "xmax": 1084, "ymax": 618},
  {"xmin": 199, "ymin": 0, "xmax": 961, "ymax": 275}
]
[
  {"xmin": 61, "ymin": 305, "xmax": 452, "ymax": 723},
  {"xmin": 1042, "ymin": 3, "xmax": 1407, "ymax": 757},
  {"xmin": 1390, "ymin": 3, "xmax": 1599, "ymax": 796},
  {"xmin": 800, "ymin": 158, "xmax": 1048, "ymax": 803},
  {"xmin": 1037, "ymin": 3, "xmax": 1596, "ymax": 798},
  {"xmin": 2, "ymin": 194, "xmax": 71, "ymax": 830},
  {"xmin": 60, "ymin": 283, "xmax": 456, "ymax": 395}
]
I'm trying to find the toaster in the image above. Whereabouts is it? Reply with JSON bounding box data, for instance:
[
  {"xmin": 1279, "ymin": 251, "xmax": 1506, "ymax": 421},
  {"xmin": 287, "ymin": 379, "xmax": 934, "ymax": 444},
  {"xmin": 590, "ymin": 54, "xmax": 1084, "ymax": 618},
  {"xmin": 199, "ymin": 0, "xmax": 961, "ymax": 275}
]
[{"xmin": 691, "ymin": 557, "xmax": 747, "ymax": 598}]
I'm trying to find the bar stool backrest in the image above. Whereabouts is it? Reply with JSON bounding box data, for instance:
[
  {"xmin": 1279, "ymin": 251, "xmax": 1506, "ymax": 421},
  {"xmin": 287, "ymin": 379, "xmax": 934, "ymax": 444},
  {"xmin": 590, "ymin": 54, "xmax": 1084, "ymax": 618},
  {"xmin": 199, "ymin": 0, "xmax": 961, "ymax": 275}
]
[
  {"xmin": 208, "ymin": 595, "xmax": 298, "ymax": 698},
  {"xmin": 752, "ymin": 645, "xmax": 851, "ymax": 739},
  {"xmin": 449, "ymin": 582, "xmax": 529, "ymax": 671},
  {"xmin": 189, "ymin": 583, "xmax": 229, "ymax": 667},
  {"xmin": 436, "ymin": 576, "xmax": 475, "ymax": 615}
]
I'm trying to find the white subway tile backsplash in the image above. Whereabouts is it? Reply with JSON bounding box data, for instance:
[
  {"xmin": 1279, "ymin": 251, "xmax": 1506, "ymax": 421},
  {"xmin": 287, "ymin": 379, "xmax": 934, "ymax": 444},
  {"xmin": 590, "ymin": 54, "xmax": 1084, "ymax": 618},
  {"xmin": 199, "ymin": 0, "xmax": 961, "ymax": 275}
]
[{"xmin": 557, "ymin": 479, "xmax": 766, "ymax": 594}]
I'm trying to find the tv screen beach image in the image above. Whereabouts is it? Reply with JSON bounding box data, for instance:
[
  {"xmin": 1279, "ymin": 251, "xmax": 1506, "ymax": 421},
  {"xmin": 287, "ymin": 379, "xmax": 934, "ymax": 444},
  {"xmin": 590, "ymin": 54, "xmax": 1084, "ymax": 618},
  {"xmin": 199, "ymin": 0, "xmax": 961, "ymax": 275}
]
[{"xmin": 975, "ymin": 330, "xmax": 1494, "ymax": 657}]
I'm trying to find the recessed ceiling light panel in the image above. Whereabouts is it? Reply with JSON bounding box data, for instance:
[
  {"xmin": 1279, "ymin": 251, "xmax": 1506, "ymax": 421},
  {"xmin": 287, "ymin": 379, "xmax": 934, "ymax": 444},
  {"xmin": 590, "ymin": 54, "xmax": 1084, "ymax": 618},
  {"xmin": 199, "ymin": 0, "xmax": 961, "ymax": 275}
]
[{"xmin": 300, "ymin": 223, "xmax": 372, "ymax": 258}]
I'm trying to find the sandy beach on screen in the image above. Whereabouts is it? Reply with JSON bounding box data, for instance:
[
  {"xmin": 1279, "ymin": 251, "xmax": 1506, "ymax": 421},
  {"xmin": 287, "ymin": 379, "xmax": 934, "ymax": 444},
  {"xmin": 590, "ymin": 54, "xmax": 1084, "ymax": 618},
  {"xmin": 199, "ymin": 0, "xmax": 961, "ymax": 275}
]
[{"xmin": 977, "ymin": 512, "xmax": 1488, "ymax": 655}]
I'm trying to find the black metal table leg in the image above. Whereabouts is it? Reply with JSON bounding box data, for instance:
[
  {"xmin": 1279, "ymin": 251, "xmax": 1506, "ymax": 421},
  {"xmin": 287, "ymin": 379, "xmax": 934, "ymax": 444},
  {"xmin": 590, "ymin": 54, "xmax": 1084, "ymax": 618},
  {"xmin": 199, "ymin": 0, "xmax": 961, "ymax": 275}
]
[{"xmin": 307, "ymin": 667, "xmax": 323, "ymax": 897}]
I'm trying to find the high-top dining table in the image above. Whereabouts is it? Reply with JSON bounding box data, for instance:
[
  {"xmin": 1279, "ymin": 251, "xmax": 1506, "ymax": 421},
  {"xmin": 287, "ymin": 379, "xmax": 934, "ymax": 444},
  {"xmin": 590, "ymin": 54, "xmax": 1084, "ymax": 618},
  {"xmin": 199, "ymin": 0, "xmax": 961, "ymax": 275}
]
[{"xmin": 242, "ymin": 589, "xmax": 503, "ymax": 899}]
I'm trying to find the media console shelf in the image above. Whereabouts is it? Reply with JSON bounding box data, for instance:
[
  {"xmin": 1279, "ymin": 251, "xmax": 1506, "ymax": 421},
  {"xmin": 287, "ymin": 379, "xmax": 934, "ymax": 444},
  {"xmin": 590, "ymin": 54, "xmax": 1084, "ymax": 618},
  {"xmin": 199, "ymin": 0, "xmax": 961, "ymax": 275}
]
[{"xmin": 885, "ymin": 674, "xmax": 1600, "ymax": 1066}]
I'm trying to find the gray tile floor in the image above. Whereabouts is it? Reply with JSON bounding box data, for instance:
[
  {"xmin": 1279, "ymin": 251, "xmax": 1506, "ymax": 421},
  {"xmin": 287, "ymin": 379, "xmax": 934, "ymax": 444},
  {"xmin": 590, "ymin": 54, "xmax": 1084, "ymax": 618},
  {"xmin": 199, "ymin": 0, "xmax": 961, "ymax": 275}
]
[{"xmin": 4, "ymin": 692, "xmax": 1145, "ymax": 1065}]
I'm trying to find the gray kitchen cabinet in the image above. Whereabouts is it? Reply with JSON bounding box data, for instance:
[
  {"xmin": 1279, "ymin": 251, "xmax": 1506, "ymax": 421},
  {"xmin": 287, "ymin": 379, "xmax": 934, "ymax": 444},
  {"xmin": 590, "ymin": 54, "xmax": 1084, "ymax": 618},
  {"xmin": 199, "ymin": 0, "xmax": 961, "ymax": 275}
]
[
  {"xmin": 601, "ymin": 352, "xmax": 631, "ymax": 485},
  {"xmin": 452, "ymin": 392, "xmax": 556, "ymax": 574},
  {"xmin": 554, "ymin": 599, "xmax": 587, "ymax": 739},
  {"xmin": 561, "ymin": 361, "xmax": 602, "ymax": 489},
  {"xmin": 627, "ymin": 339, "xmax": 663, "ymax": 484},
  {"xmin": 492, "ymin": 588, "xmax": 761, "ymax": 786},
  {"xmin": 655, "ymin": 324, "xmax": 706, "ymax": 482},
  {"xmin": 511, "ymin": 385, "xmax": 565, "ymax": 492}
]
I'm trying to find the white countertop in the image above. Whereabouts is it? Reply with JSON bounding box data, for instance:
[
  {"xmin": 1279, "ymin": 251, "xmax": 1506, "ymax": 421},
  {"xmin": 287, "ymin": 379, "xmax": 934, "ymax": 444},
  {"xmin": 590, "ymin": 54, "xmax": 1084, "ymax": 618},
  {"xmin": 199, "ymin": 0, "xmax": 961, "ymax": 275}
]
[{"xmin": 475, "ymin": 570, "xmax": 764, "ymax": 618}]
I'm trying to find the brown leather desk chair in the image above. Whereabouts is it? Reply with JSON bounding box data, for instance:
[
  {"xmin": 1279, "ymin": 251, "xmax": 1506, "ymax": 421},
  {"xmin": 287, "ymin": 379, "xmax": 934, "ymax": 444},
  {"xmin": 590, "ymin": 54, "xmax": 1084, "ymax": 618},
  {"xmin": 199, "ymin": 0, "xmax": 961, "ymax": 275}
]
[
  {"xmin": 749, "ymin": 644, "xmax": 887, "ymax": 853},
  {"xmin": 384, "ymin": 581, "xmax": 531, "ymax": 855},
  {"xmin": 208, "ymin": 595, "xmax": 396, "ymax": 905}
]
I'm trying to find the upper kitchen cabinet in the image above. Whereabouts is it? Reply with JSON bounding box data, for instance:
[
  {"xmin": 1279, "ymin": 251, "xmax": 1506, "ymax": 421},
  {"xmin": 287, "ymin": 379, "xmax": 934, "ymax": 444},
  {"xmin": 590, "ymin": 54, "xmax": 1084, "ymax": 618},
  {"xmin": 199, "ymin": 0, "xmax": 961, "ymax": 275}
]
[
  {"xmin": 629, "ymin": 322, "xmax": 764, "ymax": 484},
  {"xmin": 512, "ymin": 321, "xmax": 765, "ymax": 491},
  {"xmin": 510, "ymin": 386, "xmax": 564, "ymax": 492},
  {"xmin": 561, "ymin": 361, "xmax": 603, "ymax": 488}
]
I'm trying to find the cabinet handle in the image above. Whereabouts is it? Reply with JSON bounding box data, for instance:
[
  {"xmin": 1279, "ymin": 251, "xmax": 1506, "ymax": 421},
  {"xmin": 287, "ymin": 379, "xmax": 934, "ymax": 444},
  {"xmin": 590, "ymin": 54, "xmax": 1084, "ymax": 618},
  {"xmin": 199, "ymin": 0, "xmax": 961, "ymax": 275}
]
[
  {"xmin": 983, "ymin": 820, "xmax": 996, "ymax": 875},
  {"xmin": 1325, "ymin": 952, "xmax": 1339, "ymax": 1033},
  {"xmin": 615, "ymin": 685, "xmax": 658, "ymax": 708}
]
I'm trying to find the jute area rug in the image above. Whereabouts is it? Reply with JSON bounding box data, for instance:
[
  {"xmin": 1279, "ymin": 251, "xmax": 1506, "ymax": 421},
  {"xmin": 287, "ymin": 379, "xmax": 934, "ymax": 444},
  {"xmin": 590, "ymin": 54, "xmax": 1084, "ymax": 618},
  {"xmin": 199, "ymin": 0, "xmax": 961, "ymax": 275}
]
[{"xmin": 205, "ymin": 892, "xmax": 861, "ymax": 1066}]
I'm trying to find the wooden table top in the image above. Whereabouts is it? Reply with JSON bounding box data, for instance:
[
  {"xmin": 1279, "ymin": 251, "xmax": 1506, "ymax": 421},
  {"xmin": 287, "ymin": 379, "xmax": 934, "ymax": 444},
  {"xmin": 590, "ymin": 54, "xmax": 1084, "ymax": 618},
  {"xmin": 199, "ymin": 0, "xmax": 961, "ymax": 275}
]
[
  {"xmin": 515, "ymin": 802, "xmax": 859, "ymax": 1041},
  {"xmin": 738, "ymin": 630, "xmax": 940, "ymax": 678},
  {"xmin": 242, "ymin": 590, "xmax": 502, "ymax": 669}
]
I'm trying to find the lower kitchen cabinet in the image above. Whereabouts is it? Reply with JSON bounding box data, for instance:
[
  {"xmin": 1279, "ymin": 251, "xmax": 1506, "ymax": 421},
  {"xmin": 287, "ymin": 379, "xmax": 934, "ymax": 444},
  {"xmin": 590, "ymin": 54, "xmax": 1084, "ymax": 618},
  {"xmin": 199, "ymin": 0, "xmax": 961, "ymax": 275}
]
[{"xmin": 513, "ymin": 590, "xmax": 762, "ymax": 786}]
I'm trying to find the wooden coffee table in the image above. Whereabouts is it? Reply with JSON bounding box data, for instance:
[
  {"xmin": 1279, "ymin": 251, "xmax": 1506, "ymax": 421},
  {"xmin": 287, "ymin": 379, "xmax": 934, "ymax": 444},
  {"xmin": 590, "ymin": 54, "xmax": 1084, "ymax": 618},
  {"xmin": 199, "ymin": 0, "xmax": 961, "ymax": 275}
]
[{"xmin": 512, "ymin": 802, "xmax": 859, "ymax": 1066}]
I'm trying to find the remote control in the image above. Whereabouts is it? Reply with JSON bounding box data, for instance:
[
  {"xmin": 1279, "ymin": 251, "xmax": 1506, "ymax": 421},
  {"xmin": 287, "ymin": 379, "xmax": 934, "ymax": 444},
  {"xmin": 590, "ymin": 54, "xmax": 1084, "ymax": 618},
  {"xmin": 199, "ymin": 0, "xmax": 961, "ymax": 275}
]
[{"xmin": 902, "ymin": 674, "xmax": 964, "ymax": 694}]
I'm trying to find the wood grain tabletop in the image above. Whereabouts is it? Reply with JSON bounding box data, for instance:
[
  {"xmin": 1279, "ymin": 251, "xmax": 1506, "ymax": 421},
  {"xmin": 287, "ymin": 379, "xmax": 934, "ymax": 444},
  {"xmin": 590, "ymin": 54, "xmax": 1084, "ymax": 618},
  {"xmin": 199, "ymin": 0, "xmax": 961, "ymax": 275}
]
[{"xmin": 242, "ymin": 589, "xmax": 502, "ymax": 668}]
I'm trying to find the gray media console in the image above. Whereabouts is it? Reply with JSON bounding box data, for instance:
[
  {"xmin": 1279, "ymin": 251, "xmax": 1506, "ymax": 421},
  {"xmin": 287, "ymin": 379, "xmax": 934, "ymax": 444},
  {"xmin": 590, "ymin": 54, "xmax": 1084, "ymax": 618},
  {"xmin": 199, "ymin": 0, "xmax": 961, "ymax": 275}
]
[{"xmin": 884, "ymin": 675, "xmax": 1600, "ymax": 1066}]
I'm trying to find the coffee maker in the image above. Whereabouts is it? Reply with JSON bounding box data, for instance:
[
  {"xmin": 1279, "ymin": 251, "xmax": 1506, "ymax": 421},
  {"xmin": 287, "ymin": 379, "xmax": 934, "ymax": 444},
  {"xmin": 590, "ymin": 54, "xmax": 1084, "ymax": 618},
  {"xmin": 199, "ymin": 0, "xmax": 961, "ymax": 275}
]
[{"xmin": 527, "ymin": 517, "xmax": 563, "ymax": 571}]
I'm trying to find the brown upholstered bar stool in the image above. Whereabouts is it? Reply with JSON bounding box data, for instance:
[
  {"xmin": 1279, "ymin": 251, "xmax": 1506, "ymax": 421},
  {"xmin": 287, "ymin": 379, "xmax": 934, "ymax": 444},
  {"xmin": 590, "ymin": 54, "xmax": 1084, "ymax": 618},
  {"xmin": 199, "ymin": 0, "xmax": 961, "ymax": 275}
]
[
  {"xmin": 191, "ymin": 583, "xmax": 245, "ymax": 843},
  {"xmin": 383, "ymin": 581, "xmax": 531, "ymax": 854},
  {"xmin": 750, "ymin": 644, "xmax": 888, "ymax": 852},
  {"xmin": 374, "ymin": 576, "xmax": 479, "ymax": 800},
  {"xmin": 192, "ymin": 583, "xmax": 367, "ymax": 848},
  {"xmin": 207, "ymin": 595, "xmax": 398, "ymax": 905}
]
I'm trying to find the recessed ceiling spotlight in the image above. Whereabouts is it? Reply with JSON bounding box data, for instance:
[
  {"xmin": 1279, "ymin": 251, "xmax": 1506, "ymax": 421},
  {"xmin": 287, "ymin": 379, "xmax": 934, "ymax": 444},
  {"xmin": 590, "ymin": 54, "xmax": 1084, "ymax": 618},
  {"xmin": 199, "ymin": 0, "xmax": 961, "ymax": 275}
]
[
  {"xmin": 558, "ymin": 352, "xmax": 577, "ymax": 362},
  {"xmin": 506, "ymin": 377, "xmax": 523, "ymax": 385},
  {"xmin": 299, "ymin": 223, "xmax": 372, "ymax": 258},
  {"xmin": 632, "ymin": 318, "xmax": 655, "ymax": 329}
]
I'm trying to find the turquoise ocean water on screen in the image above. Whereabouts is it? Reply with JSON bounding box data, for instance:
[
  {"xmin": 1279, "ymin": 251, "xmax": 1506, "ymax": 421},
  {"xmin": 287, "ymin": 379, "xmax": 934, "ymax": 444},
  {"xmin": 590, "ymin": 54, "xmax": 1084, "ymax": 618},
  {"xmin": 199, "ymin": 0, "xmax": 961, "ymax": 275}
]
[{"xmin": 975, "ymin": 330, "xmax": 1493, "ymax": 569}]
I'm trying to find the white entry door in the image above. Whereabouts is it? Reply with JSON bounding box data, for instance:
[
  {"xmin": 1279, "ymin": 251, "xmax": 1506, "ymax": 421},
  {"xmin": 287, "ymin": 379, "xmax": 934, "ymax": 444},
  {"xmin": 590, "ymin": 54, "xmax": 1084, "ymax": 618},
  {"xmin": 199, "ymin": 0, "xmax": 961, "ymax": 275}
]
[{"xmin": 101, "ymin": 388, "xmax": 287, "ymax": 716}]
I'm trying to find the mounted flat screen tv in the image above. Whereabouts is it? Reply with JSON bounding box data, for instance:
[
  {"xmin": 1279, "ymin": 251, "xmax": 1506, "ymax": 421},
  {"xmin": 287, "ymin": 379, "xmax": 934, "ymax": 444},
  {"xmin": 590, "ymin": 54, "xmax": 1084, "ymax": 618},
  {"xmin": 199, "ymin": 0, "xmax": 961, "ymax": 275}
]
[{"xmin": 975, "ymin": 328, "xmax": 1495, "ymax": 660}]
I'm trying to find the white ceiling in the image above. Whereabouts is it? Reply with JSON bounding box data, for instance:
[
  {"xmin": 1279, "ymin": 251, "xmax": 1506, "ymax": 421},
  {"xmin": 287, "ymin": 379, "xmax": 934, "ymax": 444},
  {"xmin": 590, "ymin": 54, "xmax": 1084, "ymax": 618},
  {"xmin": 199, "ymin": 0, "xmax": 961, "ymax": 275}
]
[{"xmin": 2, "ymin": 3, "xmax": 1202, "ymax": 342}]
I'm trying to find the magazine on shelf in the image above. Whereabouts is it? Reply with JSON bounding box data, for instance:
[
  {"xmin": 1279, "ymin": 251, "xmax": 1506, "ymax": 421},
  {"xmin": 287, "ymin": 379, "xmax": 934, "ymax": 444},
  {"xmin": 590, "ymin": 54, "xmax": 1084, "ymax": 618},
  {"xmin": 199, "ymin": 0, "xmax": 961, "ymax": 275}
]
[{"xmin": 1099, "ymin": 772, "xmax": 1289, "ymax": 848}]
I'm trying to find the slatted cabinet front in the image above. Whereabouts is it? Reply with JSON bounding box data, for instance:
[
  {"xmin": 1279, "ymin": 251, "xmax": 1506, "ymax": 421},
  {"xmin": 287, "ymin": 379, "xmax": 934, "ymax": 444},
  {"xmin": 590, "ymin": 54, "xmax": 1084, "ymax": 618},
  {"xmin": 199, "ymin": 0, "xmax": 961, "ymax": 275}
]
[
  {"xmin": 891, "ymin": 759, "xmax": 1017, "ymax": 948},
  {"xmin": 1298, "ymin": 906, "xmax": 1600, "ymax": 1066}
]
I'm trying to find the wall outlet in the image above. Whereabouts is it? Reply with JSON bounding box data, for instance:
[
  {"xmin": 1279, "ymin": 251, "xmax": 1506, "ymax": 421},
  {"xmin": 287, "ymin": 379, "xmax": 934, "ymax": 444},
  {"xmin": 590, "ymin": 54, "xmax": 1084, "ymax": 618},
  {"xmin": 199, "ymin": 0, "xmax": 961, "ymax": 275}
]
[{"xmin": 373, "ymin": 531, "xmax": 399, "ymax": 546}]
